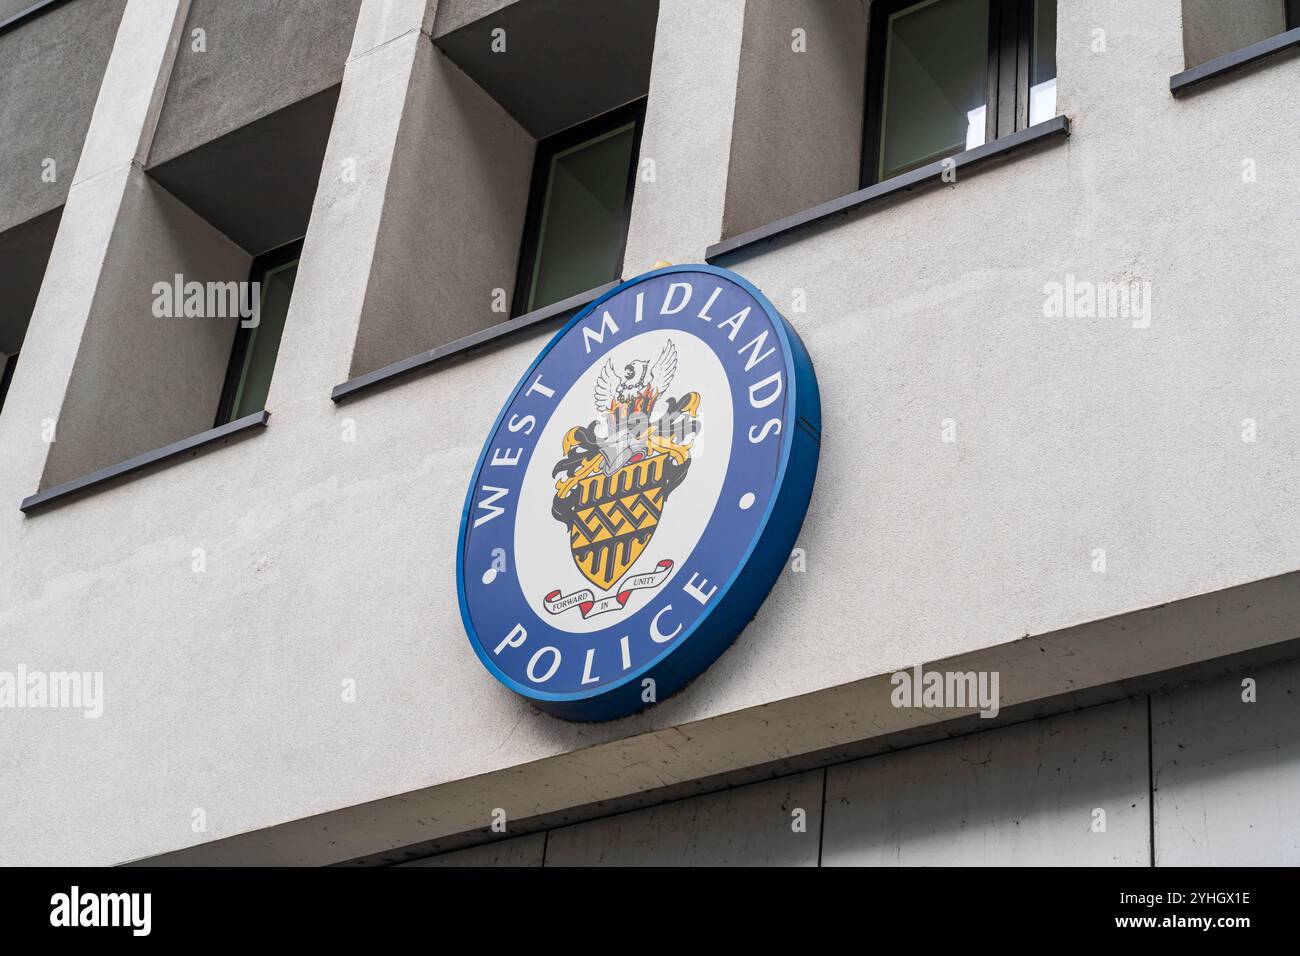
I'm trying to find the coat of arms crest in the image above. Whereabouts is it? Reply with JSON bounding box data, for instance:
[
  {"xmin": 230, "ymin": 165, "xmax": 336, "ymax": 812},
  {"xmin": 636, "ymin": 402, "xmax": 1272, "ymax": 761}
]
[{"xmin": 543, "ymin": 340, "xmax": 701, "ymax": 618}]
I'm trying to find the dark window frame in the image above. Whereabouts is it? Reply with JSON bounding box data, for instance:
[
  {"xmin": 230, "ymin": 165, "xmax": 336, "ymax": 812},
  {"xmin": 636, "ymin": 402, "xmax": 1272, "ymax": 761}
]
[
  {"xmin": 1288, "ymin": 0, "xmax": 1300, "ymax": 30},
  {"xmin": 511, "ymin": 98, "xmax": 647, "ymax": 319},
  {"xmin": 0, "ymin": 351, "xmax": 17, "ymax": 415},
  {"xmin": 214, "ymin": 237, "xmax": 304, "ymax": 427},
  {"xmin": 861, "ymin": 0, "xmax": 1047, "ymax": 187}
]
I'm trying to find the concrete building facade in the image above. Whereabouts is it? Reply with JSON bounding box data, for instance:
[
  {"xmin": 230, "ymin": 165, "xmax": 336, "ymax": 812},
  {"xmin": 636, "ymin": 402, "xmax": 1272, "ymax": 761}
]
[{"xmin": 1, "ymin": 0, "xmax": 1298, "ymax": 866}]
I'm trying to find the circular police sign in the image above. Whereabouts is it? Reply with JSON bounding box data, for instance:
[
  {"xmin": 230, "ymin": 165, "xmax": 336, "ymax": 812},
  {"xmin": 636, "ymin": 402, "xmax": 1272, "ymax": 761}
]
[{"xmin": 457, "ymin": 264, "xmax": 820, "ymax": 721}]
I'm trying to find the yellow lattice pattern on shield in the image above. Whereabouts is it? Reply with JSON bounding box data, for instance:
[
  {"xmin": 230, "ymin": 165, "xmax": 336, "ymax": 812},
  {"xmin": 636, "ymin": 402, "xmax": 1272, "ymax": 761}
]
[{"xmin": 569, "ymin": 455, "xmax": 668, "ymax": 590}]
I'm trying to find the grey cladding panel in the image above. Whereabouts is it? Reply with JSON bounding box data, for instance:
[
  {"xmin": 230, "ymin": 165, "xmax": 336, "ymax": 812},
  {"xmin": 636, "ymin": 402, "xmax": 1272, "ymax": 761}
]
[
  {"xmin": 149, "ymin": 86, "xmax": 340, "ymax": 255},
  {"xmin": 149, "ymin": 0, "xmax": 361, "ymax": 166},
  {"xmin": 1153, "ymin": 656, "xmax": 1300, "ymax": 865},
  {"xmin": 823, "ymin": 700, "xmax": 1150, "ymax": 866},
  {"xmin": 543, "ymin": 771, "xmax": 823, "ymax": 866},
  {"xmin": 434, "ymin": 0, "xmax": 659, "ymax": 137},
  {"xmin": 0, "ymin": 0, "xmax": 128, "ymax": 232}
]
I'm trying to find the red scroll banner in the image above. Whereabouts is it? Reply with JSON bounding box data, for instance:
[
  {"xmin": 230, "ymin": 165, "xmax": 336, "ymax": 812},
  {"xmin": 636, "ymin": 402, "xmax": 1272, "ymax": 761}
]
[{"xmin": 543, "ymin": 559, "xmax": 675, "ymax": 619}]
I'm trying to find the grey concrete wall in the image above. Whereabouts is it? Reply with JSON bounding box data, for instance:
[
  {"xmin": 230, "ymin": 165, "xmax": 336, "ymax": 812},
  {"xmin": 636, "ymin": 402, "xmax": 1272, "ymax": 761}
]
[
  {"xmin": 149, "ymin": 85, "xmax": 342, "ymax": 256},
  {"xmin": 1153, "ymin": 656, "xmax": 1300, "ymax": 865},
  {"xmin": 545, "ymin": 772, "xmax": 823, "ymax": 866},
  {"xmin": 4, "ymin": 0, "xmax": 1300, "ymax": 866},
  {"xmin": 1182, "ymin": 0, "xmax": 1286, "ymax": 67},
  {"xmin": 824, "ymin": 700, "xmax": 1149, "ymax": 865},
  {"xmin": 722, "ymin": 0, "xmax": 866, "ymax": 238},
  {"xmin": 149, "ymin": 0, "xmax": 363, "ymax": 166},
  {"xmin": 40, "ymin": 169, "xmax": 249, "ymax": 487},
  {"xmin": 0, "ymin": 0, "xmax": 128, "ymax": 233},
  {"xmin": 348, "ymin": 40, "xmax": 533, "ymax": 376}
]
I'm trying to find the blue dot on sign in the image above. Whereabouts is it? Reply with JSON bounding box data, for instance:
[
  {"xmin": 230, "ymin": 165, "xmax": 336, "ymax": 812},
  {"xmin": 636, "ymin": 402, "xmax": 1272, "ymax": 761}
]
[{"xmin": 739, "ymin": 492, "xmax": 755, "ymax": 510}]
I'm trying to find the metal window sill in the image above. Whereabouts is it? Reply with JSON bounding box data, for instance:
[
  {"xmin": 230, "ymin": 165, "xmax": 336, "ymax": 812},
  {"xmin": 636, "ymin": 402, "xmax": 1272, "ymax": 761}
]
[
  {"xmin": 0, "ymin": 0, "xmax": 70, "ymax": 36},
  {"xmin": 19, "ymin": 410, "xmax": 269, "ymax": 514},
  {"xmin": 1170, "ymin": 26, "xmax": 1300, "ymax": 96},
  {"xmin": 330, "ymin": 280, "xmax": 620, "ymax": 403},
  {"xmin": 705, "ymin": 115, "xmax": 1070, "ymax": 264}
]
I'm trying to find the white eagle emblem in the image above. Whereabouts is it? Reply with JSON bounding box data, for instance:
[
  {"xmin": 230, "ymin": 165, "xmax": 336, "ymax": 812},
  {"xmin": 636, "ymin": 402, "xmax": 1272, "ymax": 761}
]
[
  {"xmin": 593, "ymin": 340, "xmax": 677, "ymax": 419},
  {"xmin": 591, "ymin": 341, "xmax": 677, "ymax": 474}
]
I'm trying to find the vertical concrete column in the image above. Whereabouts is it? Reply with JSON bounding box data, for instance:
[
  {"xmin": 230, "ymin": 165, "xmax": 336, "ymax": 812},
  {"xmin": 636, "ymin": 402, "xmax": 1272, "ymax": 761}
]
[
  {"xmin": 345, "ymin": 35, "xmax": 533, "ymax": 377},
  {"xmin": 264, "ymin": 0, "xmax": 529, "ymax": 401},
  {"xmin": 620, "ymin": 0, "xmax": 748, "ymax": 273},
  {"xmin": 0, "ymin": 0, "xmax": 189, "ymax": 504},
  {"xmin": 256, "ymin": 0, "xmax": 437, "ymax": 412}
]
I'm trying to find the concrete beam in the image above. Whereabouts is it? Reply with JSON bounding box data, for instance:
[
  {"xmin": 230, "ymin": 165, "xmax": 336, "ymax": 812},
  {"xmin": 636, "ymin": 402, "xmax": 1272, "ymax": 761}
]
[{"xmin": 136, "ymin": 569, "xmax": 1300, "ymax": 865}]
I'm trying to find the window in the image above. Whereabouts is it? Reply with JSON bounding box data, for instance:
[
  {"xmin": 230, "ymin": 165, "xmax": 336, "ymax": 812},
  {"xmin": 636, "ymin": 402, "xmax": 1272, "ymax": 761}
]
[
  {"xmin": 1180, "ymin": 0, "xmax": 1299, "ymax": 74},
  {"xmin": 862, "ymin": 0, "xmax": 1057, "ymax": 186},
  {"xmin": 513, "ymin": 100, "xmax": 645, "ymax": 317},
  {"xmin": 1028, "ymin": 0, "xmax": 1057, "ymax": 125},
  {"xmin": 214, "ymin": 239, "xmax": 301, "ymax": 426},
  {"xmin": 0, "ymin": 351, "xmax": 16, "ymax": 416}
]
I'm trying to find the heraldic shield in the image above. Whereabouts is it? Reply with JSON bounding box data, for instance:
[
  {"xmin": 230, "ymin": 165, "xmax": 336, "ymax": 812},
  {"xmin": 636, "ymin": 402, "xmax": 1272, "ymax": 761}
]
[
  {"xmin": 551, "ymin": 339, "xmax": 701, "ymax": 594},
  {"xmin": 567, "ymin": 454, "xmax": 669, "ymax": 591}
]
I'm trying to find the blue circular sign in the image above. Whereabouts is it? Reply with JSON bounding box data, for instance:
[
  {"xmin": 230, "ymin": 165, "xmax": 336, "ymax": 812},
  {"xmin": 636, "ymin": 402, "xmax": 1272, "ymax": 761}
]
[{"xmin": 457, "ymin": 264, "xmax": 820, "ymax": 721}]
